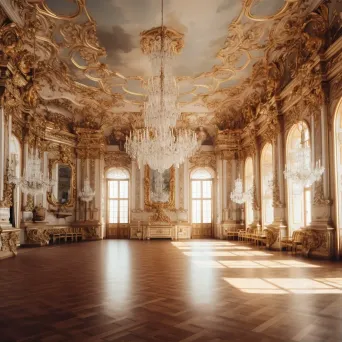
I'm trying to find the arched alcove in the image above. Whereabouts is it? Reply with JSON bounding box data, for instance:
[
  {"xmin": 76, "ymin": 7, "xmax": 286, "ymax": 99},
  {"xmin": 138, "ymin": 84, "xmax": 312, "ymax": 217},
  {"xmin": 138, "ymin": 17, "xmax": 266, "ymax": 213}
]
[{"xmin": 286, "ymin": 121, "xmax": 311, "ymax": 232}]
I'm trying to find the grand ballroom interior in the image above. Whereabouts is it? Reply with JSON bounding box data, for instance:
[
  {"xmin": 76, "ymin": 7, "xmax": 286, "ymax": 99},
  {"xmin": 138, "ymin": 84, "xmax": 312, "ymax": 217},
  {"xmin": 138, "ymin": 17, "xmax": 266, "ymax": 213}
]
[{"xmin": 1, "ymin": 0, "xmax": 342, "ymax": 341}]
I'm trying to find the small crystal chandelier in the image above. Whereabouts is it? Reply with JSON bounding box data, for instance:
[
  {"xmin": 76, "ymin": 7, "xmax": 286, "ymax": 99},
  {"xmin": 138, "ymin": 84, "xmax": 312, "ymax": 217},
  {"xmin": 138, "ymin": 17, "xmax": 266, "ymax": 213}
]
[
  {"xmin": 11, "ymin": 149, "xmax": 53, "ymax": 195},
  {"xmin": 284, "ymin": 125, "xmax": 324, "ymax": 188},
  {"xmin": 230, "ymin": 176, "xmax": 253, "ymax": 204},
  {"xmin": 79, "ymin": 178, "xmax": 95, "ymax": 202},
  {"xmin": 126, "ymin": 127, "xmax": 199, "ymax": 173},
  {"xmin": 79, "ymin": 160, "xmax": 95, "ymax": 202}
]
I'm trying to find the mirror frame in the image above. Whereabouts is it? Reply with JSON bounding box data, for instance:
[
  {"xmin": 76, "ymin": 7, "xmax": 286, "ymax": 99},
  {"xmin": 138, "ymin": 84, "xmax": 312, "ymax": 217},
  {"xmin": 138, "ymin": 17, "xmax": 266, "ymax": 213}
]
[{"xmin": 47, "ymin": 158, "xmax": 76, "ymax": 208}]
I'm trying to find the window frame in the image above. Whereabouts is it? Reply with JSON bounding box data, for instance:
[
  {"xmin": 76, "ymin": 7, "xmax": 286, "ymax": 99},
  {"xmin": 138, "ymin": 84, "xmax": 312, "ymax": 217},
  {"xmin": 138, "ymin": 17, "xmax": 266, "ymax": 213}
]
[
  {"xmin": 190, "ymin": 174, "xmax": 213, "ymax": 224},
  {"xmin": 107, "ymin": 176, "xmax": 130, "ymax": 225}
]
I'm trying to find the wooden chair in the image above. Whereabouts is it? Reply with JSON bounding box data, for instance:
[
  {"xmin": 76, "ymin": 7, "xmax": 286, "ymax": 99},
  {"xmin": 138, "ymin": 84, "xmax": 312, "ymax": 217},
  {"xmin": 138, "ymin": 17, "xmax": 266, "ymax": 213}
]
[{"xmin": 281, "ymin": 230, "xmax": 303, "ymax": 252}]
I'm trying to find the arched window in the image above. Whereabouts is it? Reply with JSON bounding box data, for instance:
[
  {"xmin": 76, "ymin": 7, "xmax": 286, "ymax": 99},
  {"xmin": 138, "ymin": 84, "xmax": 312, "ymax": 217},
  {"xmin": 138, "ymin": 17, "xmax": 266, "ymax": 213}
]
[
  {"xmin": 261, "ymin": 144, "xmax": 274, "ymax": 226},
  {"xmin": 244, "ymin": 157, "xmax": 254, "ymax": 226},
  {"xmin": 286, "ymin": 122, "xmax": 311, "ymax": 232},
  {"xmin": 9, "ymin": 135, "xmax": 21, "ymax": 228},
  {"xmin": 334, "ymin": 99, "xmax": 342, "ymax": 242},
  {"xmin": 190, "ymin": 168, "xmax": 213, "ymax": 225},
  {"xmin": 106, "ymin": 167, "xmax": 130, "ymax": 225}
]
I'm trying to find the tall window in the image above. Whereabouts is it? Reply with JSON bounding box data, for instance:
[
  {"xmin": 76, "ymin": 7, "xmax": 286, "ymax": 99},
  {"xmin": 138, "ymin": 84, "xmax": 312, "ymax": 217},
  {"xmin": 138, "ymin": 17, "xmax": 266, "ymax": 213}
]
[
  {"xmin": 107, "ymin": 168, "xmax": 129, "ymax": 224},
  {"xmin": 244, "ymin": 157, "xmax": 254, "ymax": 226},
  {"xmin": 261, "ymin": 144, "xmax": 274, "ymax": 226},
  {"xmin": 286, "ymin": 122, "xmax": 311, "ymax": 232},
  {"xmin": 191, "ymin": 169, "xmax": 213, "ymax": 224},
  {"xmin": 334, "ymin": 99, "xmax": 342, "ymax": 253}
]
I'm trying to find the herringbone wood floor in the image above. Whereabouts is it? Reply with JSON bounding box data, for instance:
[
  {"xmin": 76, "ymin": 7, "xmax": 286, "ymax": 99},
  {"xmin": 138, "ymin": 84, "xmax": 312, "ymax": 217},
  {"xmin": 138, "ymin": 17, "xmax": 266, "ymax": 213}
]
[{"xmin": 1, "ymin": 240, "xmax": 342, "ymax": 342}]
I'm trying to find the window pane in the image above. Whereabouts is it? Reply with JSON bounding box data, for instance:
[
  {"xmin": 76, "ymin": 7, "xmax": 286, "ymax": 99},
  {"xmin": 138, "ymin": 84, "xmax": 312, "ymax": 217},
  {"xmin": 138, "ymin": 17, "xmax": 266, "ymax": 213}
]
[
  {"xmin": 203, "ymin": 199, "xmax": 212, "ymax": 223},
  {"xmin": 192, "ymin": 181, "xmax": 201, "ymax": 198},
  {"xmin": 120, "ymin": 180, "xmax": 129, "ymax": 199},
  {"xmin": 202, "ymin": 181, "xmax": 212, "ymax": 198},
  {"xmin": 109, "ymin": 181, "xmax": 118, "ymax": 198},
  {"xmin": 109, "ymin": 200, "xmax": 118, "ymax": 223},
  {"xmin": 119, "ymin": 200, "xmax": 129, "ymax": 223},
  {"xmin": 192, "ymin": 200, "xmax": 201, "ymax": 223}
]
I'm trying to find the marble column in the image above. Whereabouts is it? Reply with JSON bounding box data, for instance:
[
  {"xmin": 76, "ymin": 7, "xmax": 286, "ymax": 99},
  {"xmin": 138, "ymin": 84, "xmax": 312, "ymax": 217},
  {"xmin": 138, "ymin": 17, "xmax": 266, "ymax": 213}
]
[
  {"xmin": 222, "ymin": 159, "xmax": 228, "ymax": 221},
  {"xmin": 216, "ymin": 156, "xmax": 223, "ymax": 238},
  {"xmin": 131, "ymin": 160, "xmax": 136, "ymax": 212},
  {"xmin": 175, "ymin": 166, "xmax": 179, "ymax": 210},
  {"xmin": 183, "ymin": 159, "xmax": 189, "ymax": 219}
]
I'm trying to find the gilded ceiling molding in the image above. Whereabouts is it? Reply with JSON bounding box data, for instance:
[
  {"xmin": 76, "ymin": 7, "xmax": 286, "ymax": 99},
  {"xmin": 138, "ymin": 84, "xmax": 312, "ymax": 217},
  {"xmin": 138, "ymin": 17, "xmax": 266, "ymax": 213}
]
[
  {"xmin": 244, "ymin": 0, "xmax": 298, "ymax": 22},
  {"xmin": 189, "ymin": 151, "xmax": 216, "ymax": 171},
  {"xmin": 76, "ymin": 127, "xmax": 105, "ymax": 159},
  {"xmin": 104, "ymin": 152, "xmax": 131, "ymax": 171}
]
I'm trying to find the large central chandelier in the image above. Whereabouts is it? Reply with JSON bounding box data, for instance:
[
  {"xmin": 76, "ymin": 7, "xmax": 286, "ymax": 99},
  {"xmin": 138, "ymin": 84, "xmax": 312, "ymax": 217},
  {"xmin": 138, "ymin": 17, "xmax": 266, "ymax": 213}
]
[
  {"xmin": 284, "ymin": 125, "xmax": 324, "ymax": 188},
  {"xmin": 126, "ymin": 127, "xmax": 198, "ymax": 173},
  {"xmin": 125, "ymin": 0, "xmax": 199, "ymax": 172}
]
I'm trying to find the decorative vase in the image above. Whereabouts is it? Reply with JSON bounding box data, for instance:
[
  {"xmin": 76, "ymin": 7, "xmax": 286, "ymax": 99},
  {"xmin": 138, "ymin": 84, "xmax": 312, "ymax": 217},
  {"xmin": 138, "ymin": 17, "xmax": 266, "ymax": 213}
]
[{"xmin": 33, "ymin": 205, "xmax": 46, "ymax": 222}]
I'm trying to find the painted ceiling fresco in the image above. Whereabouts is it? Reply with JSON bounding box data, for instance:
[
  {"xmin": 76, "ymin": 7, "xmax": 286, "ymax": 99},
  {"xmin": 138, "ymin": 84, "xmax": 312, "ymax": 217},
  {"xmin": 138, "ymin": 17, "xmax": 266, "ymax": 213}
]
[{"xmin": 44, "ymin": 0, "xmax": 288, "ymax": 109}]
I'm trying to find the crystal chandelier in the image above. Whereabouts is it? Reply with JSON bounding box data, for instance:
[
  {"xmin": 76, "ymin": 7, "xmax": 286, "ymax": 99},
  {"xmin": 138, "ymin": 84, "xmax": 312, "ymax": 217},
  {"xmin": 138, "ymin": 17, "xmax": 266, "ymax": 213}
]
[
  {"xmin": 230, "ymin": 176, "xmax": 253, "ymax": 204},
  {"xmin": 79, "ymin": 159, "xmax": 95, "ymax": 202},
  {"xmin": 284, "ymin": 126, "xmax": 324, "ymax": 188},
  {"xmin": 126, "ymin": 127, "xmax": 199, "ymax": 173},
  {"xmin": 142, "ymin": 0, "xmax": 181, "ymax": 129},
  {"xmin": 79, "ymin": 178, "xmax": 95, "ymax": 202},
  {"xmin": 126, "ymin": 0, "xmax": 199, "ymax": 172},
  {"xmin": 11, "ymin": 149, "xmax": 53, "ymax": 196}
]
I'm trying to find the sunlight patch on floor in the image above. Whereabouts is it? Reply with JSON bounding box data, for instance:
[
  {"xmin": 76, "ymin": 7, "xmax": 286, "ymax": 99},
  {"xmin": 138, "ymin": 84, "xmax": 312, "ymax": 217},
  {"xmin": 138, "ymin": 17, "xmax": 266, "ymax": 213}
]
[
  {"xmin": 219, "ymin": 260, "xmax": 320, "ymax": 269},
  {"xmin": 223, "ymin": 278, "xmax": 342, "ymax": 294}
]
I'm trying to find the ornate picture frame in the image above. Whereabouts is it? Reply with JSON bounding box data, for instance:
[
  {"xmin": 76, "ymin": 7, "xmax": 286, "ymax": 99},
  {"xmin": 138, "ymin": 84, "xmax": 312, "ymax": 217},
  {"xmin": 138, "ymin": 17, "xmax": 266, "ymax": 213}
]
[{"xmin": 144, "ymin": 166, "xmax": 175, "ymax": 209}]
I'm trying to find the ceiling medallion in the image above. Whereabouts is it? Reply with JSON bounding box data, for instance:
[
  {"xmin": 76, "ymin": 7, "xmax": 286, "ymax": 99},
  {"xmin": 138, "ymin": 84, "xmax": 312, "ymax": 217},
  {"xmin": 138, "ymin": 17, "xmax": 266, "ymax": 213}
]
[{"xmin": 126, "ymin": 0, "xmax": 199, "ymax": 172}]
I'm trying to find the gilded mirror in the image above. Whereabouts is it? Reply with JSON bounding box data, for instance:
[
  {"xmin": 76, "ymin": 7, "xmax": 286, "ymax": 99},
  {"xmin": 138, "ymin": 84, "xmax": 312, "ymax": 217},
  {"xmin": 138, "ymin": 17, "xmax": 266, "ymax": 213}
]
[{"xmin": 47, "ymin": 159, "xmax": 76, "ymax": 208}]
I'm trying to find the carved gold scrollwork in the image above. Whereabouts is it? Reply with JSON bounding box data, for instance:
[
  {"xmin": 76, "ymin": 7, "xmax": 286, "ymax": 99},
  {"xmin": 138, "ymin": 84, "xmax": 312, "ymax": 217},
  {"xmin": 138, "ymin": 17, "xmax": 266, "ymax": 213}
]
[
  {"xmin": 140, "ymin": 27, "xmax": 184, "ymax": 55},
  {"xmin": 265, "ymin": 227, "xmax": 279, "ymax": 248},
  {"xmin": 0, "ymin": 229, "xmax": 19, "ymax": 256},
  {"xmin": 149, "ymin": 207, "xmax": 171, "ymax": 224},
  {"xmin": 244, "ymin": 0, "xmax": 298, "ymax": 22},
  {"xmin": 37, "ymin": 0, "xmax": 93, "ymax": 22},
  {"xmin": 302, "ymin": 229, "xmax": 326, "ymax": 257}
]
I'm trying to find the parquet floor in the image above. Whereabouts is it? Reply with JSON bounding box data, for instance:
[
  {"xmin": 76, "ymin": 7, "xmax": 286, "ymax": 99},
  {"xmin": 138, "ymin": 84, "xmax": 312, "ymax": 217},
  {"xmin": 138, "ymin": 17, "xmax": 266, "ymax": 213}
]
[{"xmin": 1, "ymin": 240, "xmax": 342, "ymax": 342}]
